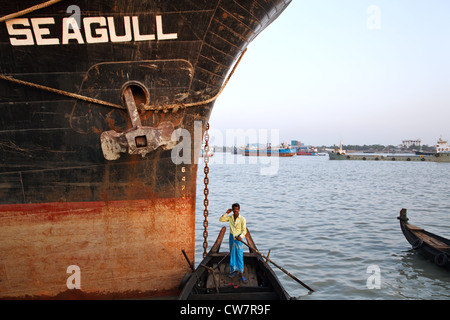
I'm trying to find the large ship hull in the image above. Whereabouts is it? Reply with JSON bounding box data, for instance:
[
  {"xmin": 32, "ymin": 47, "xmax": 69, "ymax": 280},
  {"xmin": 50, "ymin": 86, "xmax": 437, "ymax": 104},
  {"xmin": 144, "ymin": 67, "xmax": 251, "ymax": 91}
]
[{"xmin": 0, "ymin": 0, "xmax": 291, "ymax": 299}]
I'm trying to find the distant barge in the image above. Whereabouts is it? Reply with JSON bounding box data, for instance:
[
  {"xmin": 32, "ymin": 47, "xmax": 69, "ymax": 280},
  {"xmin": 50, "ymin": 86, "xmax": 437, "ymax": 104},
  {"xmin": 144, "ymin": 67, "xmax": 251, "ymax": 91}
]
[
  {"xmin": 328, "ymin": 137, "xmax": 450, "ymax": 162},
  {"xmin": 328, "ymin": 153, "xmax": 439, "ymax": 162}
]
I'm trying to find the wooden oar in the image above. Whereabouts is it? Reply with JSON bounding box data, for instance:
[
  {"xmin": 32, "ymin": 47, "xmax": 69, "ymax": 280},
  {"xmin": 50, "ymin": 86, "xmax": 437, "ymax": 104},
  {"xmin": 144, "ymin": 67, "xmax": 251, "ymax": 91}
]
[{"xmin": 237, "ymin": 238, "xmax": 314, "ymax": 292}]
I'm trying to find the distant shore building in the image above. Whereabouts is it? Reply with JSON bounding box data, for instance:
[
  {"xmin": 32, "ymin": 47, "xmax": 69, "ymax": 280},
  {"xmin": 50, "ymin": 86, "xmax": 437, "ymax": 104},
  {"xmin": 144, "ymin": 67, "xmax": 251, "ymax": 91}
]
[{"xmin": 402, "ymin": 139, "xmax": 422, "ymax": 149}]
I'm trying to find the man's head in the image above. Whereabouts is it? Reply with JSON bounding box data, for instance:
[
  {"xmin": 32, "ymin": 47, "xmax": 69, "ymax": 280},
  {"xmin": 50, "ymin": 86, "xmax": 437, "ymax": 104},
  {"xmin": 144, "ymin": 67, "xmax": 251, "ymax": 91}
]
[{"xmin": 232, "ymin": 203, "xmax": 240, "ymax": 217}]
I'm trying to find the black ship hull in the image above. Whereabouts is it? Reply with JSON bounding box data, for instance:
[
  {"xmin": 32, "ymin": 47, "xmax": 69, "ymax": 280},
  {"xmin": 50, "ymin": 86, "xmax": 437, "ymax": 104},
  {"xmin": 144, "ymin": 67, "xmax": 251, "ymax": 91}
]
[{"xmin": 0, "ymin": 0, "xmax": 291, "ymax": 299}]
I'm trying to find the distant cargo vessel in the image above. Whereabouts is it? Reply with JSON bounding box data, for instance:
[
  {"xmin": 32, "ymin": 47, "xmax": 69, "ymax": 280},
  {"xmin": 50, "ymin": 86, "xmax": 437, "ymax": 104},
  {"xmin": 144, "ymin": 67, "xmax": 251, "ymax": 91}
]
[
  {"xmin": 328, "ymin": 138, "xmax": 450, "ymax": 162},
  {"xmin": 296, "ymin": 147, "xmax": 319, "ymax": 156},
  {"xmin": 291, "ymin": 140, "xmax": 320, "ymax": 156},
  {"xmin": 244, "ymin": 143, "xmax": 296, "ymax": 157},
  {"xmin": 0, "ymin": 0, "xmax": 291, "ymax": 299}
]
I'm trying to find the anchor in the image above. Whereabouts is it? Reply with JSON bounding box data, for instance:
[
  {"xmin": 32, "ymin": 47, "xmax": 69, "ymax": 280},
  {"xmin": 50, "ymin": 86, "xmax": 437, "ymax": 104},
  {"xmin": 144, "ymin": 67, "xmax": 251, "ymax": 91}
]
[{"xmin": 100, "ymin": 86, "xmax": 176, "ymax": 160}]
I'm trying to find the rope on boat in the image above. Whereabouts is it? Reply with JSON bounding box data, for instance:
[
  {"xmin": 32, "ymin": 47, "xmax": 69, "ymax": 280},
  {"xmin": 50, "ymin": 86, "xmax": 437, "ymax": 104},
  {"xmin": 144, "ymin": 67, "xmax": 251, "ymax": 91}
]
[
  {"xmin": 0, "ymin": 74, "xmax": 125, "ymax": 109},
  {"xmin": 0, "ymin": 0, "xmax": 64, "ymax": 23},
  {"xmin": 0, "ymin": 49, "xmax": 247, "ymax": 113},
  {"xmin": 143, "ymin": 48, "xmax": 247, "ymax": 112}
]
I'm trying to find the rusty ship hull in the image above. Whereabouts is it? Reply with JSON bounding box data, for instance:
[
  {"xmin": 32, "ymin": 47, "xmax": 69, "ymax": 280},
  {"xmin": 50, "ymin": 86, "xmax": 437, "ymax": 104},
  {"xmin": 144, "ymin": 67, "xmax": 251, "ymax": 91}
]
[{"xmin": 0, "ymin": 0, "xmax": 291, "ymax": 299}]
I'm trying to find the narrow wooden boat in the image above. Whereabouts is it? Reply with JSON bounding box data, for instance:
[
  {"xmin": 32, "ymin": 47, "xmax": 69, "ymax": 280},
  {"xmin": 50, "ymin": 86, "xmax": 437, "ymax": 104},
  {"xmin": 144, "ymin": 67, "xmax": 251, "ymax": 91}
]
[
  {"xmin": 178, "ymin": 227, "xmax": 291, "ymax": 300},
  {"xmin": 398, "ymin": 208, "xmax": 450, "ymax": 269}
]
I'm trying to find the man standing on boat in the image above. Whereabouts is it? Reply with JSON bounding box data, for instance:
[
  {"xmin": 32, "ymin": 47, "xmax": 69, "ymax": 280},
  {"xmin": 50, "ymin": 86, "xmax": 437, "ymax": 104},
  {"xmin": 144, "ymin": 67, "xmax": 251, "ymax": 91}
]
[{"xmin": 219, "ymin": 203, "xmax": 248, "ymax": 283}]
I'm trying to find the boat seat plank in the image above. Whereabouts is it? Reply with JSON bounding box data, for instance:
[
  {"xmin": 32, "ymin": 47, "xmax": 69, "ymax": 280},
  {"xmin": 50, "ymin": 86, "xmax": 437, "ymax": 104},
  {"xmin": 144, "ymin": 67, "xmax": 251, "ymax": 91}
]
[
  {"xmin": 205, "ymin": 260, "xmax": 259, "ymax": 289},
  {"xmin": 413, "ymin": 231, "xmax": 450, "ymax": 250}
]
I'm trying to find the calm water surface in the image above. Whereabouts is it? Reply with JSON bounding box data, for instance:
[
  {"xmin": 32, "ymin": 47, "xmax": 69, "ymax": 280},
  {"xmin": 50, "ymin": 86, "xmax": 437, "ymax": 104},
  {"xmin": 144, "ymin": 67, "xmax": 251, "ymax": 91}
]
[{"xmin": 194, "ymin": 154, "xmax": 450, "ymax": 300}]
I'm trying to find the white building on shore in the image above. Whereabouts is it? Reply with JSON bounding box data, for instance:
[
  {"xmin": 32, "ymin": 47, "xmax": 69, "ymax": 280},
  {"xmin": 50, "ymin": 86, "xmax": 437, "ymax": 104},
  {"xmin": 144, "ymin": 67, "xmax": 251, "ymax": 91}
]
[{"xmin": 402, "ymin": 139, "xmax": 422, "ymax": 149}]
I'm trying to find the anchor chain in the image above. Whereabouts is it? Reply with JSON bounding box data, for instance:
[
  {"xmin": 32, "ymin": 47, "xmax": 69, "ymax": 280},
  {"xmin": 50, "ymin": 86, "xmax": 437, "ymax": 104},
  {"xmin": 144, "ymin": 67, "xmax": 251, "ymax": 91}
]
[{"xmin": 202, "ymin": 123, "xmax": 210, "ymax": 258}]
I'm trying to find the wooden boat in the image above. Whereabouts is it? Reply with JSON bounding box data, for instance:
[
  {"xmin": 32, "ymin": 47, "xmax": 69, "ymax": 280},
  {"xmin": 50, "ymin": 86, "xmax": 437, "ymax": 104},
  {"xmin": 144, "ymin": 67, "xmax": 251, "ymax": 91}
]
[
  {"xmin": 178, "ymin": 227, "xmax": 291, "ymax": 300},
  {"xmin": 398, "ymin": 208, "xmax": 450, "ymax": 269}
]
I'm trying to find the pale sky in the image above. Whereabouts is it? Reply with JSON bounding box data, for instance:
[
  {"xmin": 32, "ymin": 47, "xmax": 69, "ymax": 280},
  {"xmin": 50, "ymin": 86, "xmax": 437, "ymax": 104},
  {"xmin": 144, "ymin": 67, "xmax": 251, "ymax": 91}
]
[{"xmin": 209, "ymin": 0, "xmax": 450, "ymax": 147}]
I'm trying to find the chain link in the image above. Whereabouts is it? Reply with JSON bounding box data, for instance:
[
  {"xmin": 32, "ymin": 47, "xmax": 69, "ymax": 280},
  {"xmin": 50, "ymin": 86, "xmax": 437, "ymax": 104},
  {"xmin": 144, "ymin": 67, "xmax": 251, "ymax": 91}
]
[{"xmin": 202, "ymin": 123, "xmax": 210, "ymax": 258}]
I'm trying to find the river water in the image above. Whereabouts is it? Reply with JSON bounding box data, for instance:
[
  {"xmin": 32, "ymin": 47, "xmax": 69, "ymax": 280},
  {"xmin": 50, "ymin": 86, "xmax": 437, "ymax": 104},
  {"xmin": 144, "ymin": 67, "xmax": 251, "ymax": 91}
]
[{"xmin": 194, "ymin": 153, "xmax": 450, "ymax": 300}]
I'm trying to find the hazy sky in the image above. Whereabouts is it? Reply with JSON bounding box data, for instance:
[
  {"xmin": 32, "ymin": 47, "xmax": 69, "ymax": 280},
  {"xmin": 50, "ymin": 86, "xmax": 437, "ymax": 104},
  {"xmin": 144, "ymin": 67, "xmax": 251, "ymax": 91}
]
[{"xmin": 209, "ymin": 0, "xmax": 450, "ymax": 147}]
